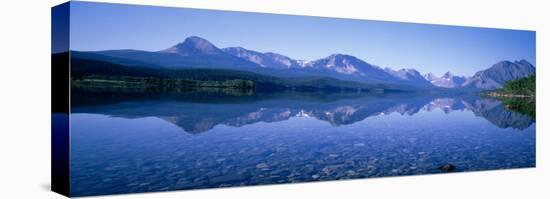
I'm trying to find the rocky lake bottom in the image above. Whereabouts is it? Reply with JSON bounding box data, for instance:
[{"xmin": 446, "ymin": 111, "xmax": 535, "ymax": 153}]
[{"xmin": 69, "ymin": 94, "xmax": 536, "ymax": 196}]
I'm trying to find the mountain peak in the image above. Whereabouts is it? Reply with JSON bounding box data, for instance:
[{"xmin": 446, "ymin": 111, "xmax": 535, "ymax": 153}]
[
  {"xmin": 184, "ymin": 36, "xmax": 209, "ymax": 42},
  {"xmin": 443, "ymin": 72, "xmax": 454, "ymax": 78},
  {"xmin": 495, "ymin": 60, "xmax": 513, "ymax": 65},
  {"xmin": 394, "ymin": 68, "xmax": 422, "ymax": 77},
  {"xmin": 161, "ymin": 36, "xmax": 223, "ymax": 55},
  {"xmin": 516, "ymin": 59, "xmax": 533, "ymax": 67},
  {"xmin": 423, "ymin": 72, "xmax": 437, "ymax": 81},
  {"xmin": 327, "ymin": 53, "xmax": 357, "ymax": 59},
  {"xmin": 399, "ymin": 68, "xmax": 417, "ymax": 72}
]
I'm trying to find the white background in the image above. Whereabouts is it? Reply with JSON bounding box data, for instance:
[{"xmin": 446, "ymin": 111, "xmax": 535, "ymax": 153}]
[{"xmin": 0, "ymin": 0, "xmax": 548, "ymax": 198}]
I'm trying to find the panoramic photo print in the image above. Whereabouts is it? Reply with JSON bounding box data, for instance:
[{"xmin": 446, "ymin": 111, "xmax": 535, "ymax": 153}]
[{"xmin": 53, "ymin": 1, "xmax": 536, "ymax": 197}]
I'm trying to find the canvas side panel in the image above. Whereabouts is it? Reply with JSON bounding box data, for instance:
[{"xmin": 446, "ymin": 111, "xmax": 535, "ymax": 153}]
[{"xmin": 51, "ymin": 2, "xmax": 70, "ymax": 197}]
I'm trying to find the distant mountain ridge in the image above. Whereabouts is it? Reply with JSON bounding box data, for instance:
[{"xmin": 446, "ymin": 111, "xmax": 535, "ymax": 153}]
[
  {"xmin": 386, "ymin": 68, "xmax": 435, "ymax": 88},
  {"xmin": 71, "ymin": 36, "xmax": 535, "ymax": 91},
  {"xmin": 424, "ymin": 72, "xmax": 468, "ymax": 88},
  {"xmin": 222, "ymin": 47, "xmax": 300, "ymax": 69}
]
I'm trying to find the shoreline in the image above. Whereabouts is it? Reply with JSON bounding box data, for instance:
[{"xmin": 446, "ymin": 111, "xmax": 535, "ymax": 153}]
[{"xmin": 482, "ymin": 92, "xmax": 535, "ymax": 99}]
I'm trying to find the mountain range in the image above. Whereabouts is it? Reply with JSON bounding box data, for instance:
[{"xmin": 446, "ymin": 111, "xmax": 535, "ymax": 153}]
[{"xmin": 71, "ymin": 36, "xmax": 535, "ymax": 91}]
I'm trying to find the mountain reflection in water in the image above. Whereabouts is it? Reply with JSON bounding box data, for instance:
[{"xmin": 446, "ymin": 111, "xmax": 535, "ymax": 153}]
[{"xmin": 71, "ymin": 91, "xmax": 535, "ymax": 134}]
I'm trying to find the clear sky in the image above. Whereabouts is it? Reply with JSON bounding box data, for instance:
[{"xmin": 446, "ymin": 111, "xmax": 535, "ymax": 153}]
[{"xmin": 69, "ymin": 1, "xmax": 536, "ymax": 76}]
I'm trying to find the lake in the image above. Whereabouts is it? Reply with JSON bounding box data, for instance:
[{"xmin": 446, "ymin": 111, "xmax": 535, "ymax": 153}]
[{"xmin": 69, "ymin": 91, "xmax": 535, "ymax": 196}]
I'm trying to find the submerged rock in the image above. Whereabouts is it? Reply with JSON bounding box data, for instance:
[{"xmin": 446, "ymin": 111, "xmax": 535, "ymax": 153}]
[
  {"xmin": 256, "ymin": 163, "xmax": 269, "ymax": 169},
  {"xmin": 438, "ymin": 164, "xmax": 456, "ymax": 172}
]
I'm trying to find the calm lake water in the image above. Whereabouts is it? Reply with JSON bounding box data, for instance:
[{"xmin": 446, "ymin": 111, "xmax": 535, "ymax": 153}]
[{"xmin": 70, "ymin": 92, "xmax": 535, "ymax": 196}]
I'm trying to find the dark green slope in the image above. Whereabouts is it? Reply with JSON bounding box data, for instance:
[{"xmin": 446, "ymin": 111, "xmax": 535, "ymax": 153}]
[
  {"xmin": 482, "ymin": 75, "xmax": 536, "ymax": 119},
  {"xmin": 501, "ymin": 75, "xmax": 536, "ymax": 96}
]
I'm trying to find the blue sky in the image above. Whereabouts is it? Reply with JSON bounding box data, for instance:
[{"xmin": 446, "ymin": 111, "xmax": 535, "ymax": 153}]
[{"xmin": 69, "ymin": 1, "xmax": 536, "ymax": 76}]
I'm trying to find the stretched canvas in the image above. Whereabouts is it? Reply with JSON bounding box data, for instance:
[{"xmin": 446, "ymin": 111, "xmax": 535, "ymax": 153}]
[{"xmin": 52, "ymin": 1, "xmax": 536, "ymax": 197}]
